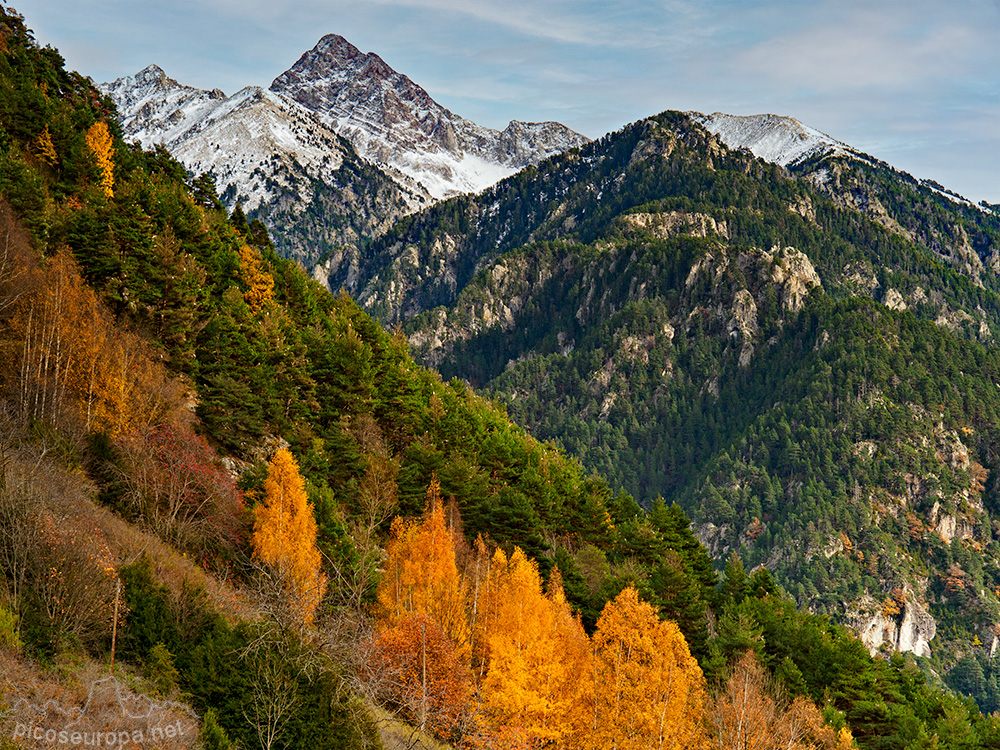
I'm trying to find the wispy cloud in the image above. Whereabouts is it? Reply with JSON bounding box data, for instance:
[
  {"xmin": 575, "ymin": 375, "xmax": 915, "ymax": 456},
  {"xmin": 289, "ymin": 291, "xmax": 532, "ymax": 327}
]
[{"xmin": 357, "ymin": 0, "xmax": 662, "ymax": 47}]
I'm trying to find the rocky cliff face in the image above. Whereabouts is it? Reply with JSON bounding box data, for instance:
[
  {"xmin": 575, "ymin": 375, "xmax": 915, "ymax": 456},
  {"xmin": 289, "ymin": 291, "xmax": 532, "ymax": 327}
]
[
  {"xmin": 847, "ymin": 589, "xmax": 937, "ymax": 658},
  {"xmin": 269, "ymin": 34, "xmax": 590, "ymax": 199}
]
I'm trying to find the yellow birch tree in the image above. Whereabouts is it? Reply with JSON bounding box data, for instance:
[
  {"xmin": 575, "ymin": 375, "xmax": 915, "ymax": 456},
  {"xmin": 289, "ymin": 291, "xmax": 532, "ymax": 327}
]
[
  {"xmin": 376, "ymin": 477, "xmax": 469, "ymax": 655},
  {"xmin": 477, "ymin": 550, "xmax": 593, "ymax": 747},
  {"xmin": 12, "ymin": 248, "xmax": 171, "ymax": 434},
  {"xmin": 708, "ymin": 650, "xmax": 855, "ymax": 750},
  {"xmin": 586, "ymin": 586, "xmax": 707, "ymax": 750}
]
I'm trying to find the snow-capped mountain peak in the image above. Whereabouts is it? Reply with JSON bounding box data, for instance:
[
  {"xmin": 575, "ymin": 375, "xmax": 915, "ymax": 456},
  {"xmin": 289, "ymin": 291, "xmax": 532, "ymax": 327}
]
[
  {"xmin": 100, "ymin": 69, "xmax": 356, "ymax": 212},
  {"xmin": 270, "ymin": 35, "xmax": 590, "ymax": 199},
  {"xmin": 102, "ymin": 64, "xmax": 227, "ymax": 149},
  {"xmin": 691, "ymin": 112, "xmax": 854, "ymax": 168},
  {"xmin": 100, "ymin": 34, "xmax": 590, "ymax": 265}
]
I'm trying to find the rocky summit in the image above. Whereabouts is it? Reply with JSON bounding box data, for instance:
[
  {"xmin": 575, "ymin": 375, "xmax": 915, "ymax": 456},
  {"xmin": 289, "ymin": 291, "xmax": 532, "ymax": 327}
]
[
  {"xmin": 270, "ymin": 33, "xmax": 590, "ymax": 199},
  {"xmin": 101, "ymin": 36, "xmax": 588, "ymax": 266}
]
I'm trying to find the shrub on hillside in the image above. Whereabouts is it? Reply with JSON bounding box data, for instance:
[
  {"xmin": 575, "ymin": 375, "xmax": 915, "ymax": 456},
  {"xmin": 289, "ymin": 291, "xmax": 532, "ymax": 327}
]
[{"xmin": 115, "ymin": 425, "xmax": 248, "ymax": 569}]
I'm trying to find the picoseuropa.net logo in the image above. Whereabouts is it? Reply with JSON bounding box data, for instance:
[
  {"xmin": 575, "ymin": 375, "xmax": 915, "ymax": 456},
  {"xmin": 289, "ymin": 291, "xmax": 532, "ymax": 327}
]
[
  {"xmin": 6, "ymin": 675, "xmax": 198, "ymax": 748},
  {"xmin": 13, "ymin": 722, "xmax": 185, "ymax": 746}
]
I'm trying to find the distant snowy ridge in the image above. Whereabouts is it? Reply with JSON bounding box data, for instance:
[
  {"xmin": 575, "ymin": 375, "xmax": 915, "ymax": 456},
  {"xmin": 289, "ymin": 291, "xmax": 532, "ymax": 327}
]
[
  {"xmin": 100, "ymin": 38, "xmax": 590, "ymax": 268},
  {"xmin": 691, "ymin": 112, "xmax": 855, "ymax": 167},
  {"xmin": 693, "ymin": 111, "xmax": 982, "ymax": 210},
  {"xmin": 101, "ymin": 64, "xmax": 418, "ymax": 266},
  {"xmin": 100, "ymin": 65, "xmax": 357, "ymax": 212},
  {"xmin": 270, "ymin": 34, "xmax": 590, "ymax": 199}
]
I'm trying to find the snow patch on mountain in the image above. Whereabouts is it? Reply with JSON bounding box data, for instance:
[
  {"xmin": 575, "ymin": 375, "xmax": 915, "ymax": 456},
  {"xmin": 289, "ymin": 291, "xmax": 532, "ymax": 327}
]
[
  {"xmin": 171, "ymin": 87, "xmax": 348, "ymax": 211},
  {"xmin": 270, "ymin": 34, "xmax": 589, "ymax": 199},
  {"xmin": 692, "ymin": 112, "xmax": 853, "ymax": 167},
  {"xmin": 693, "ymin": 112, "xmax": 985, "ymax": 215}
]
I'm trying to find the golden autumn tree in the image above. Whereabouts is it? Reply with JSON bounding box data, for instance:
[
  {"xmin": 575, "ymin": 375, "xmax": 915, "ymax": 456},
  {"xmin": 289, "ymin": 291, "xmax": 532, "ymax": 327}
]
[
  {"xmin": 377, "ymin": 477, "xmax": 468, "ymax": 654},
  {"xmin": 585, "ymin": 586, "xmax": 707, "ymax": 750},
  {"xmin": 34, "ymin": 125, "xmax": 58, "ymax": 166},
  {"xmin": 85, "ymin": 121, "xmax": 114, "ymax": 197},
  {"xmin": 544, "ymin": 566, "xmax": 595, "ymax": 743},
  {"xmin": 11, "ymin": 247, "xmax": 173, "ymax": 435},
  {"xmin": 237, "ymin": 244, "xmax": 275, "ymax": 314},
  {"xmin": 252, "ymin": 448, "xmax": 326, "ymax": 627},
  {"xmin": 475, "ymin": 549, "xmax": 592, "ymax": 748}
]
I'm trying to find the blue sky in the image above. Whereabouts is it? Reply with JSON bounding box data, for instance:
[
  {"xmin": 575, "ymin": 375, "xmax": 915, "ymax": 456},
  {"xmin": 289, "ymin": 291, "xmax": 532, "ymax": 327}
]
[{"xmin": 12, "ymin": 0, "xmax": 1000, "ymax": 203}]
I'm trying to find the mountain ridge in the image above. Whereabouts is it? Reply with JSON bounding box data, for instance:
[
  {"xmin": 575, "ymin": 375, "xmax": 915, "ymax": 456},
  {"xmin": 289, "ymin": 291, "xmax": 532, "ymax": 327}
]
[
  {"xmin": 269, "ymin": 33, "xmax": 591, "ymax": 199},
  {"xmin": 99, "ymin": 36, "xmax": 590, "ymax": 266},
  {"xmin": 692, "ymin": 111, "xmax": 858, "ymax": 168}
]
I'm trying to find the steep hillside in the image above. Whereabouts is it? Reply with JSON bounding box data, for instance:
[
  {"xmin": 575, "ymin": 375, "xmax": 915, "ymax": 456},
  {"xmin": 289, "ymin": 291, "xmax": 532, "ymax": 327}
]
[
  {"xmin": 395, "ymin": 111, "xmax": 1000, "ymax": 683},
  {"xmin": 345, "ymin": 113, "xmax": 999, "ymax": 331},
  {"xmin": 0, "ymin": 8, "xmax": 616, "ymax": 746},
  {"xmin": 5, "ymin": 5, "xmax": 1000, "ymax": 745}
]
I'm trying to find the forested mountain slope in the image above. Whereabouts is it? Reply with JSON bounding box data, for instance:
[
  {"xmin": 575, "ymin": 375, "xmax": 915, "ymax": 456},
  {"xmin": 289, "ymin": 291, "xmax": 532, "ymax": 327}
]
[
  {"xmin": 390, "ymin": 112, "xmax": 1000, "ymax": 687},
  {"xmin": 342, "ymin": 112, "xmax": 999, "ymax": 331}
]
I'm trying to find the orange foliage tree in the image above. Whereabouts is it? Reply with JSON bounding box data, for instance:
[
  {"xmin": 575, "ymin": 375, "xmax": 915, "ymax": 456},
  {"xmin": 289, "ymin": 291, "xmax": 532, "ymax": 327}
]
[
  {"xmin": 237, "ymin": 244, "xmax": 274, "ymax": 314},
  {"xmin": 708, "ymin": 650, "xmax": 855, "ymax": 750},
  {"xmin": 377, "ymin": 477, "xmax": 468, "ymax": 654},
  {"xmin": 252, "ymin": 448, "xmax": 326, "ymax": 626},
  {"xmin": 11, "ymin": 248, "xmax": 174, "ymax": 435},
  {"xmin": 366, "ymin": 612, "xmax": 472, "ymax": 739},
  {"xmin": 369, "ymin": 492, "xmax": 712, "ymax": 750},
  {"xmin": 85, "ymin": 121, "xmax": 114, "ymax": 198},
  {"xmin": 585, "ymin": 586, "xmax": 707, "ymax": 750},
  {"xmin": 476, "ymin": 549, "xmax": 592, "ymax": 747}
]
